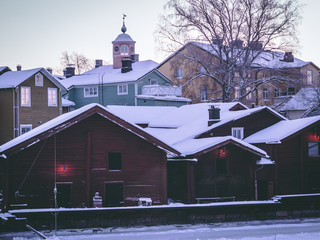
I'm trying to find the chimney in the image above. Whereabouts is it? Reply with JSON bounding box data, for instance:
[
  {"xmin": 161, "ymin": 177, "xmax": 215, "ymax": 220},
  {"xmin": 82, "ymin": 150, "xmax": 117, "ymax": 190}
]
[
  {"xmin": 95, "ymin": 59, "xmax": 103, "ymax": 68},
  {"xmin": 131, "ymin": 54, "xmax": 139, "ymax": 63},
  {"xmin": 46, "ymin": 68, "xmax": 52, "ymax": 74},
  {"xmin": 208, "ymin": 105, "xmax": 221, "ymax": 126},
  {"xmin": 16, "ymin": 65, "xmax": 22, "ymax": 71},
  {"xmin": 65, "ymin": 64, "xmax": 75, "ymax": 78},
  {"xmin": 121, "ymin": 58, "xmax": 133, "ymax": 73},
  {"xmin": 283, "ymin": 52, "xmax": 294, "ymax": 62},
  {"xmin": 231, "ymin": 39, "xmax": 243, "ymax": 48},
  {"xmin": 248, "ymin": 41, "xmax": 263, "ymax": 50}
]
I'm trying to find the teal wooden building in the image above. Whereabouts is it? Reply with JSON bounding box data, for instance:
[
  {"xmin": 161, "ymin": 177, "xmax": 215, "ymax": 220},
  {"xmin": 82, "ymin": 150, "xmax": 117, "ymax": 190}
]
[{"xmin": 60, "ymin": 20, "xmax": 190, "ymax": 109}]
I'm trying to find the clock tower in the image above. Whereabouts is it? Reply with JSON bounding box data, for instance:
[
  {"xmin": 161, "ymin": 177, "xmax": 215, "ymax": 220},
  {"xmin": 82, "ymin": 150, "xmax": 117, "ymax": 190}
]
[{"xmin": 112, "ymin": 14, "xmax": 136, "ymax": 69}]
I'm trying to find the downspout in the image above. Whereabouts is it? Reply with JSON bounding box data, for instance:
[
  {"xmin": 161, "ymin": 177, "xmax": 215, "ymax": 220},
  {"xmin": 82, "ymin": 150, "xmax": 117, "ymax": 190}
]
[
  {"xmin": 254, "ymin": 165, "xmax": 264, "ymax": 200},
  {"xmin": 134, "ymin": 82, "xmax": 138, "ymax": 106},
  {"xmin": 13, "ymin": 87, "xmax": 19, "ymax": 138}
]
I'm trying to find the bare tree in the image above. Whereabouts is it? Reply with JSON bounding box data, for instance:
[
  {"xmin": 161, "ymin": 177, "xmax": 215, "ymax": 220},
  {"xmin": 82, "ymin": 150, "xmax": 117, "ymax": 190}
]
[
  {"xmin": 61, "ymin": 51, "xmax": 94, "ymax": 74},
  {"xmin": 157, "ymin": 0, "xmax": 302, "ymax": 103}
]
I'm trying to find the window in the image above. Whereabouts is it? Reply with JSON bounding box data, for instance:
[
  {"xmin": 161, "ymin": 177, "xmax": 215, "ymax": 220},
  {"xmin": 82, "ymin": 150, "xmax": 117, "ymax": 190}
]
[
  {"xmin": 20, "ymin": 124, "xmax": 32, "ymax": 135},
  {"xmin": 35, "ymin": 73, "xmax": 43, "ymax": 86},
  {"xmin": 176, "ymin": 69, "xmax": 183, "ymax": 79},
  {"xmin": 234, "ymin": 86, "xmax": 240, "ymax": 99},
  {"xmin": 234, "ymin": 71, "xmax": 240, "ymax": 78},
  {"xmin": 307, "ymin": 70, "xmax": 313, "ymax": 85},
  {"xmin": 150, "ymin": 79, "xmax": 158, "ymax": 85},
  {"xmin": 274, "ymin": 88, "xmax": 280, "ymax": 97},
  {"xmin": 120, "ymin": 45, "xmax": 129, "ymax": 56},
  {"xmin": 263, "ymin": 88, "xmax": 269, "ymax": 100},
  {"xmin": 48, "ymin": 88, "xmax": 57, "ymax": 106},
  {"xmin": 84, "ymin": 87, "xmax": 98, "ymax": 98},
  {"xmin": 232, "ymin": 127, "xmax": 244, "ymax": 139},
  {"xmin": 108, "ymin": 152, "xmax": 122, "ymax": 170},
  {"xmin": 200, "ymin": 87, "xmax": 208, "ymax": 101},
  {"xmin": 118, "ymin": 84, "xmax": 128, "ymax": 95},
  {"xmin": 309, "ymin": 142, "xmax": 320, "ymax": 156},
  {"xmin": 21, "ymin": 86, "xmax": 31, "ymax": 107},
  {"xmin": 245, "ymin": 87, "xmax": 252, "ymax": 100},
  {"xmin": 263, "ymin": 73, "xmax": 267, "ymax": 79},
  {"xmin": 287, "ymin": 87, "xmax": 295, "ymax": 95}
]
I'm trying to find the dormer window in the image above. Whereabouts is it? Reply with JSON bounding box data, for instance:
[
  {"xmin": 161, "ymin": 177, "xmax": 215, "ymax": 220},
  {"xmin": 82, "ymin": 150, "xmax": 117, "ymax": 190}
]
[
  {"xmin": 232, "ymin": 127, "xmax": 244, "ymax": 139},
  {"xmin": 120, "ymin": 45, "xmax": 129, "ymax": 56},
  {"xmin": 35, "ymin": 73, "xmax": 43, "ymax": 86}
]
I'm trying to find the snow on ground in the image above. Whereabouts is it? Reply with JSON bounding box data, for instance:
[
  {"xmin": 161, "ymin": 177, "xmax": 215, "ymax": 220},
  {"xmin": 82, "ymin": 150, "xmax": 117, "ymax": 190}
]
[{"xmin": 2, "ymin": 218, "xmax": 320, "ymax": 240}]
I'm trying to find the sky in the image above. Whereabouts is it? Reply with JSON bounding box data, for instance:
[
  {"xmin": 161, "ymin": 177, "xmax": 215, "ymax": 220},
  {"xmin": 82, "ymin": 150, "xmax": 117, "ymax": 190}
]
[{"xmin": 0, "ymin": 0, "xmax": 319, "ymax": 75}]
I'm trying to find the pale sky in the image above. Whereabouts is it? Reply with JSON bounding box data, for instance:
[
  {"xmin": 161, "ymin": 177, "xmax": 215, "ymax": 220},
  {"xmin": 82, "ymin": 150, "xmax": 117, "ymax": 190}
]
[{"xmin": 0, "ymin": 0, "xmax": 319, "ymax": 74}]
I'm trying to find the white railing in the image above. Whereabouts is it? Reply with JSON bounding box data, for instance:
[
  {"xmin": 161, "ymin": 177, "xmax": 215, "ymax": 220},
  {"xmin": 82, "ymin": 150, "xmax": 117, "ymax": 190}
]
[{"xmin": 142, "ymin": 85, "xmax": 182, "ymax": 97}]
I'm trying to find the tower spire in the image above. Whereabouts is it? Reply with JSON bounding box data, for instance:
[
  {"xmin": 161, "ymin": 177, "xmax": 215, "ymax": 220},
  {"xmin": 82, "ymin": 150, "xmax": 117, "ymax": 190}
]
[{"xmin": 121, "ymin": 14, "xmax": 127, "ymax": 33}]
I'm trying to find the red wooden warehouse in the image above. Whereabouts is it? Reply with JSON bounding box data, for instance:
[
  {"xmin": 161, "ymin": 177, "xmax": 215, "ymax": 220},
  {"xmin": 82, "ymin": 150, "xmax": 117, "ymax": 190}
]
[{"xmin": 0, "ymin": 104, "xmax": 179, "ymax": 211}]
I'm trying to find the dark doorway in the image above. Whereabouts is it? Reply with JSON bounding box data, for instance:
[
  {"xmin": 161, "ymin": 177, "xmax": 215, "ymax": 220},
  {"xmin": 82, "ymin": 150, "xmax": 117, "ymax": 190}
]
[
  {"xmin": 56, "ymin": 183, "xmax": 72, "ymax": 207},
  {"xmin": 105, "ymin": 183, "xmax": 123, "ymax": 207},
  {"xmin": 167, "ymin": 162, "xmax": 187, "ymax": 202},
  {"xmin": 257, "ymin": 180, "xmax": 268, "ymax": 200}
]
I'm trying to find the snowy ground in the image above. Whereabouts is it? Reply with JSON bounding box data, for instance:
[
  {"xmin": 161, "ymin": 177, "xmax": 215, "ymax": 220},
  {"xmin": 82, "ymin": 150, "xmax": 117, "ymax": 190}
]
[{"xmin": 2, "ymin": 218, "xmax": 320, "ymax": 240}]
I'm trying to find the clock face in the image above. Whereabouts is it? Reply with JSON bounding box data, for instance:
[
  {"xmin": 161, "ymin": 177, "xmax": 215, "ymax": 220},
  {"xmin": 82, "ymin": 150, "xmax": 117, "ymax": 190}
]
[
  {"xmin": 114, "ymin": 46, "xmax": 119, "ymax": 52},
  {"xmin": 130, "ymin": 46, "xmax": 134, "ymax": 52}
]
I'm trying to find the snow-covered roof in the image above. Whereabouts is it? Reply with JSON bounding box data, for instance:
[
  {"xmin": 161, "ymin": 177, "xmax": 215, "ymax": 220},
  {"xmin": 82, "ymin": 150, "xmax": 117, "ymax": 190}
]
[
  {"xmin": 62, "ymin": 97, "xmax": 75, "ymax": 107},
  {"xmin": 106, "ymin": 105, "xmax": 177, "ymax": 125},
  {"xmin": 60, "ymin": 60, "xmax": 159, "ymax": 89},
  {"xmin": 89, "ymin": 103, "xmax": 269, "ymax": 157},
  {"xmin": 112, "ymin": 33, "xmax": 135, "ymax": 43},
  {"xmin": 137, "ymin": 95, "xmax": 191, "ymax": 102},
  {"xmin": 245, "ymin": 115, "xmax": 320, "ymax": 144},
  {"xmin": 0, "ymin": 68, "xmax": 66, "ymax": 90},
  {"xmin": 275, "ymin": 88, "xmax": 319, "ymax": 111},
  {"xmin": 173, "ymin": 136, "xmax": 267, "ymax": 157},
  {"xmin": 159, "ymin": 41, "xmax": 315, "ymax": 70},
  {"xmin": 0, "ymin": 103, "xmax": 179, "ymax": 156},
  {"xmin": 0, "ymin": 66, "xmax": 11, "ymax": 74},
  {"xmin": 193, "ymin": 42, "xmax": 312, "ymax": 69}
]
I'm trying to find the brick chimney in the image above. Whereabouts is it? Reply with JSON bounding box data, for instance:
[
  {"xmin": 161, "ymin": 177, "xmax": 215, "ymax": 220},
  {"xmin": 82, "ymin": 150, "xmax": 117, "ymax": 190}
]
[
  {"xmin": 208, "ymin": 105, "xmax": 221, "ymax": 126},
  {"xmin": 283, "ymin": 52, "xmax": 294, "ymax": 62},
  {"xmin": 95, "ymin": 59, "xmax": 103, "ymax": 68},
  {"xmin": 65, "ymin": 64, "xmax": 75, "ymax": 78},
  {"xmin": 16, "ymin": 65, "xmax": 22, "ymax": 71}
]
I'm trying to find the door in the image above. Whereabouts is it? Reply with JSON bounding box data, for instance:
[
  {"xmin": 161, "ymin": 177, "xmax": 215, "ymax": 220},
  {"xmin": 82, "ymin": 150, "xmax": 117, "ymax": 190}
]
[
  {"xmin": 104, "ymin": 183, "xmax": 123, "ymax": 207},
  {"xmin": 56, "ymin": 183, "xmax": 72, "ymax": 208}
]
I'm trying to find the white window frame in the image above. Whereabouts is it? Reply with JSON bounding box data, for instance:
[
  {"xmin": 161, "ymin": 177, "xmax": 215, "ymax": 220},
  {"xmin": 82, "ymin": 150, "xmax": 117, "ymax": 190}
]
[
  {"xmin": 263, "ymin": 87, "xmax": 269, "ymax": 101},
  {"xmin": 84, "ymin": 87, "xmax": 98, "ymax": 98},
  {"xmin": 200, "ymin": 87, "xmax": 208, "ymax": 101},
  {"xmin": 35, "ymin": 73, "xmax": 43, "ymax": 86},
  {"xmin": 245, "ymin": 87, "xmax": 252, "ymax": 100},
  {"xmin": 274, "ymin": 88, "xmax": 281, "ymax": 97},
  {"xmin": 176, "ymin": 69, "xmax": 183, "ymax": 79},
  {"xmin": 234, "ymin": 71, "xmax": 240, "ymax": 78},
  {"xmin": 20, "ymin": 124, "xmax": 32, "ymax": 135},
  {"xmin": 120, "ymin": 45, "xmax": 129, "ymax": 56},
  {"xmin": 232, "ymin": 127, "xmax": 244, "ymax": 140},
  {"xmin": 307, "ymin": 69, "xmax": 313, "ymax": 85},
  {"xmin": 48, "ymin": 88, "xmax": 58, "ymax": 107},
  {"xmin": 234, "ymin": 86, "xmax": 240, "ymax": 99},
  {"xmin": 21, "ymin": 86, "xmax": 31, "ymax": 107},
  {"xmin": 118, "ymin": 84, "xmax": 128, "ymax": 95}
]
